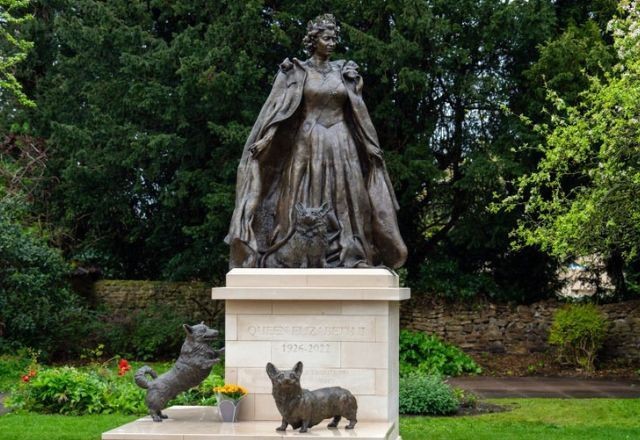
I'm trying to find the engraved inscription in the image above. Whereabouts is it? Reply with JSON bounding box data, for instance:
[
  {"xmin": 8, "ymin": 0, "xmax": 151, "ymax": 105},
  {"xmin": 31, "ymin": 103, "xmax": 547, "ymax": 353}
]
[
  {"xmin": 271, "ymin": 341, "xmax": 340, "ymax": 368},
  {"xmin": 247, "ymin": 325, "xmax": 290, "ymax": 337},
  {"xmin": 248, "ymin": 325, "xmax": 366, "ymax": 338},
  {"xmin": 237, "ymin": 315, "xmax": 375, "ymax": 342},
  {"xmin": 281, "ymin": 343, "xmax": 331, "ymax": 353}
]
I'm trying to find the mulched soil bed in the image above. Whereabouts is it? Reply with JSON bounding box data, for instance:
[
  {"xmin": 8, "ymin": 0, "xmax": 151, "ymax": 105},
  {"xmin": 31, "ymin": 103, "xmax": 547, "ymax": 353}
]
[
  {"xmin": 456, "ymin": 401, "xmax": 511, "ymax": 416},
  {"xmin": 469, "ymin": 352, "xmax": 638, "ymax": 378},
  {"xmin": 402, "ymin": 402, "xmax": 511, "ymax": 418}
]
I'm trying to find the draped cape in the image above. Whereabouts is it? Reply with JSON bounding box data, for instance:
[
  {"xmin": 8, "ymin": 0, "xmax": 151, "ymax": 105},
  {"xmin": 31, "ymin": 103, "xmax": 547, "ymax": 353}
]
[{"xmin": 225, "ymin": 58, "xmax": 407, "ymax": 268}]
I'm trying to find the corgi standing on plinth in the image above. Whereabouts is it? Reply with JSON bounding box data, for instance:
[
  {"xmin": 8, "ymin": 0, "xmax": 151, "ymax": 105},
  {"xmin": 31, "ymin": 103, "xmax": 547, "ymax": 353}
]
[
  {"xmin": 266, "ymin": 361, "xmax": 358, "ymax": 433},
  {"xmin": 135, "ymin": 323, "xmax": 223, "ymax": 422}
]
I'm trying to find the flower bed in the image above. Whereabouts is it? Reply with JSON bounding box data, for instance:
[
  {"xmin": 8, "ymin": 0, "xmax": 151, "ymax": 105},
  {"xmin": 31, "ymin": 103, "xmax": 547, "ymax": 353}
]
[{"xmin": 4, "ymin": 356, "xmax": 223, "ymax": 415}]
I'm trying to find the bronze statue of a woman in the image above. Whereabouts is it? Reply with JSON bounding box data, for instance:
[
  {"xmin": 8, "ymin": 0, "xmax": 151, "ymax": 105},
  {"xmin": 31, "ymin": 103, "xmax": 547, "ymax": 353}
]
[{"xmin": 225, "ymin": 14, "xmax": 407, "ymax": 269}]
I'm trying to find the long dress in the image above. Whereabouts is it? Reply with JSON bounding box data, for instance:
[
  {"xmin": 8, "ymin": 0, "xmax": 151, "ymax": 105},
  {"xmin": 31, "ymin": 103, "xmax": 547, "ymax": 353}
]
[
  {"xmin": 225, "ymin": 58, "xmax": 407, "ymax": 269},
  {"xmin": 272, "ymin": 63, "xmax": 373, "ymax": 266}
]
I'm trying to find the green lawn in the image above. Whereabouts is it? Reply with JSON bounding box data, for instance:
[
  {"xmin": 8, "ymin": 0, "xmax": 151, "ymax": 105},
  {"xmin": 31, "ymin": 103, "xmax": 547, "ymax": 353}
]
[
  {"xmin": 0, "ymin": 399, "xmax": 639, "ymax": 439},
  {"xmin": 402, "ymin": 398, "xmax": 640, "ymax": 440},
  {"xmin": 0, "ymin": 413, "xmax": 137, "ymax": 440}
]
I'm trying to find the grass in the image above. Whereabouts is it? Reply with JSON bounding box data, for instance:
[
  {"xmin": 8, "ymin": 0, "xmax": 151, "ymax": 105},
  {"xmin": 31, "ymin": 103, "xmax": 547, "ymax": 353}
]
[
  {"xmin": 401, "ymin": 398, "xmax": 640, "ymax": 440},
  {"xmin": 0, "ymin": 413, "xmax": 137, "ymax": 440},
  {"xmin": 0, "ymin": 399, "xmax": 638, "ymax": 439}
]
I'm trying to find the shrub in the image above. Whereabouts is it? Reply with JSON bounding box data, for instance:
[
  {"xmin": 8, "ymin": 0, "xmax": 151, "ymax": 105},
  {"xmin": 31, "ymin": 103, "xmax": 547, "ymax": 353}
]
[
  {"xmin": 399, "ymin": 374, "xmax": 459, "ymax": 415},
  {"xmin": 399, "ymin": 330, "xmax": 481, "ymax": 377},
  {"xmin": 171, "ymin": 372, "xmax": 223, "ymax": 406},
  {"xmin": 94, "ymin": 305, "xmax": 196, "ymax": 361},
  {"xmin": 0, "ymin": 198, "xmax": 89, "ymax": 359},
  {"xmin": 6, "ymin": 360, "xmax": 223, "ymax": 414},
  {"xmin": 453, "ymin": 387, "xmax": 478, "ymax": 410},
  {"xmin": 7, "ymin": 366, "xmax": 122, "ymax": 414},
  {"xmin": 211, "ymin": 356, "xmax": 225, "ymax": 378},
  {"xmin": 0, "ymin": 351, "xmax": 34, "ymax": 392},
  {"xmin": 548, "ymin": 303, "xmax": 607, "ymax": 372}
]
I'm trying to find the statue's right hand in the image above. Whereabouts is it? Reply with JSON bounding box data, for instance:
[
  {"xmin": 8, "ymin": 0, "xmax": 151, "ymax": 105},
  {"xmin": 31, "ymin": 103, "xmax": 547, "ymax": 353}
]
[{"xmin": 250, "ymin": 138, "xmax": 268, "ymax": 158}]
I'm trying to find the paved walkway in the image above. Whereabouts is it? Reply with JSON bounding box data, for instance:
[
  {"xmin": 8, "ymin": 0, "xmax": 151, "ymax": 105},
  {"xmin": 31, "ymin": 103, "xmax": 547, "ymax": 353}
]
[{"xmin": 449, "ymin": 376, "xmax": 640, "ymax": 398}]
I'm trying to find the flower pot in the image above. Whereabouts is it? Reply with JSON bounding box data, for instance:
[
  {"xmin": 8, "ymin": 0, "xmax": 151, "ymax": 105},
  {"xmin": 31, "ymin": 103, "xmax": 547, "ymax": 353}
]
[{"xmin": 217, "ymin": 394, "xmax": 244, "ymax": 422}]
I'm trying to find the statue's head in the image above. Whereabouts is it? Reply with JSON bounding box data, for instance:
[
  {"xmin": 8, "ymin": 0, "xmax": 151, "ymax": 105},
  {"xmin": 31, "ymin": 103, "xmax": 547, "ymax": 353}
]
[{"xmin": 303, "ymin": 13, "xmax": 340, "ymax": 56}]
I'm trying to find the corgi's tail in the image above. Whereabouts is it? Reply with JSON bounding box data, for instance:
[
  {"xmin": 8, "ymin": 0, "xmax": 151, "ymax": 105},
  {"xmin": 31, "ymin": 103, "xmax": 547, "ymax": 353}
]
[{"xmin": 134, "ymin": 365, "xmax": 157, "ymax": 389}]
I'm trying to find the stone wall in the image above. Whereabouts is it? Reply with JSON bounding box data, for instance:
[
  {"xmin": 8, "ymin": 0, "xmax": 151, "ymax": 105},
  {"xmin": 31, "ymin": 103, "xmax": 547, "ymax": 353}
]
[
  {"xmin": 92, "ymin": 280, "xmax": 640, "ymax": 361},
  {"xmin": 400, "ymin": 297, "xmax": 640, "ymax": 361},
  {"xmin": 93, "ymin": 280, "xmax": 223, "ymax": 324}
]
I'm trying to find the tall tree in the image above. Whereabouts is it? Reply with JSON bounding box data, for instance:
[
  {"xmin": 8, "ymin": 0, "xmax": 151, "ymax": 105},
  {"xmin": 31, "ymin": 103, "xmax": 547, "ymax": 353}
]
[
  {"xmin": 0, "ymin": 0, "xmax": 34, "ymax": 109},
  {"xmin": 501, "ymin": 0, "xmax": 640, "ymax": 297},
  {"xmin": 336, "ymin": 0, "xmax": 558, "ymax": 299},
  {"xmin": 21, "ymin": 0, "xmax": 287, "ymax": 280},
  {"xmin": 4, "ymin": 0, "xmax": 619, "ymax": 301}
]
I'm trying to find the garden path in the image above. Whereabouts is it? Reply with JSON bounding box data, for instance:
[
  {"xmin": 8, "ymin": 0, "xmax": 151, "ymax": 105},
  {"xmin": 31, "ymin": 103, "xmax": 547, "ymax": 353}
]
[{"xmin": 449, "ymin": 376, "xmax": 640, "ymax": 398}]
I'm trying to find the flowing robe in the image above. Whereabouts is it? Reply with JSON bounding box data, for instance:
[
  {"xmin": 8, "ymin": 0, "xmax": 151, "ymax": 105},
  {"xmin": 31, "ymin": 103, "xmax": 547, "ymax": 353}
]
[{"xmin": 225, "ymin": 58, "xmax": 407, "ymax": 268}]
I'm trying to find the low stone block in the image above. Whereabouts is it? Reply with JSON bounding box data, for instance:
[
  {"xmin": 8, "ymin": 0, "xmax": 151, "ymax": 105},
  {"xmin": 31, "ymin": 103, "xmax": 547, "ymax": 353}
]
[
  {"xmin": 102, "ymin": 406, "xmax": 398, "ymax": 439},
  {"xmin": 375, "ymin": 317, "xmax": 389, "ymax": 342},
  {"xmin": 225, "ymin": 314, "xmax": 237, "ymax": 341},
  {"xmin": 238, "ymin": 367, "xmax": 377, "ymax": 396},
  {"xmin": 272, "ymin": 301, "xmax": 342, "ymax": 315},
  {"xmin": 226, "ymin": 300, "xmax": 273, "ymax": 315},
  {"xmin": 225, "ymin": 341, "xmax": 271, "ymax": 368},
  {"xmin": 253, "ymin": 393, "xmax": 280, "ymax": 420},
  {"xmin": 357, "ymin": 396, "xmax": 389, "ymax": 420},
  {"xmin": 341, "ymin": 342, "xmax": 389, "ymax": 369},
  {"xmin": 342, "ymin": 301, "xmax": 389, "ymax": 316}
]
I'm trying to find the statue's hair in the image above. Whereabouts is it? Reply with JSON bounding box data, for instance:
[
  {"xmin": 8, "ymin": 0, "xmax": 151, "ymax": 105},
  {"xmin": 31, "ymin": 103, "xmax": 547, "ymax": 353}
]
[{"xmin": 303, "ymin": 14, "xmax": 340, "ymax": 55}]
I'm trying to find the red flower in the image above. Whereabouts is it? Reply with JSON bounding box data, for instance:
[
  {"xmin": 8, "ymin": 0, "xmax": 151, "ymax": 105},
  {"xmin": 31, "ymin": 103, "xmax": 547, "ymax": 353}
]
[
  {"xmin": 118, "ymin": 359, "xmax": 131, "ymax": 376},
  {"xmin": 28, "ymin": 369, "xmax": 37, "ymax": 378},
  {"xmin": 22, "ymin": 375, "xmax": 30, "ymax": 383}
]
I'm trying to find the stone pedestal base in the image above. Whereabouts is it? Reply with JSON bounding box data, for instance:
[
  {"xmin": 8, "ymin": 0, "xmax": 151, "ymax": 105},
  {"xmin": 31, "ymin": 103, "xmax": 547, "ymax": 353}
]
[
  {"xmin": 102, "ymin": 406, "xmax": 398, "ymax": 439},
  {"xmin": 211, "ymin": 269, "xmax": 409, "ymax": 439}
]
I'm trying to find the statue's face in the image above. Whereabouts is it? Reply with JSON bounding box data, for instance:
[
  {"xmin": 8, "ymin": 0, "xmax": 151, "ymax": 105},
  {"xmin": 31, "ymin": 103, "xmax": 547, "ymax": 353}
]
[{"xmin": 315, "ymin": 29, "xmax": 336, "ymax": 58}]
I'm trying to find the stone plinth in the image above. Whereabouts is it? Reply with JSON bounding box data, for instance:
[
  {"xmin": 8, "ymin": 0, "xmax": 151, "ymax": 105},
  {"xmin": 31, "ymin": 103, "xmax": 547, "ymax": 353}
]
[
  {"xmin": 102, "ymin": 406, "xmax": 396, "ymax": 439},
  {"xmin": 211, "ymin": 269, "xmax": 409, "ymax": 439}
]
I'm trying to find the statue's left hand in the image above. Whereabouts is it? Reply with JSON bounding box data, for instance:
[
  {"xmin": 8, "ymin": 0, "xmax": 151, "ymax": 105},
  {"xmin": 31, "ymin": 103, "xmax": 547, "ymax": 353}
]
[
  {"xmin": 343, "ymin": 60, "xmax": 360, "ymax": 80},
  {"xmin": 369, "ymin": 147, "xmax": 384, "ymax": 162}
]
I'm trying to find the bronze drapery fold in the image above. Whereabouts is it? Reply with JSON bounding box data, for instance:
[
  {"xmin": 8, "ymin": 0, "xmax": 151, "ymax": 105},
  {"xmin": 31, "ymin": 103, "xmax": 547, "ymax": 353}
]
[{"xmin": 225, "ymin": 58, "xmax": 407, "ymax": 269}]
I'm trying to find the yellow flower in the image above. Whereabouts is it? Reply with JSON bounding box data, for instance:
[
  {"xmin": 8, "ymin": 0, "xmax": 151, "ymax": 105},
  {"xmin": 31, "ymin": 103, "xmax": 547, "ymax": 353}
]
[{"xmin": 213, "ymin": 383, "xmax": 248, "ymax": 400}]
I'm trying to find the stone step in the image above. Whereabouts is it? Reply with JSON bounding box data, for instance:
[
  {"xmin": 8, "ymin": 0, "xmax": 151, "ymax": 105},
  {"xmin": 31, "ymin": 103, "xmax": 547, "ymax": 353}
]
[
  {"xmin": 212, "ymin": 287, "xmax": 410, "ymax": 301},
  {"xmin": 102, "ymin": 406, "xmax": 397, "ymax": 440},
  {"xmin": 224, "ymin": 268, "xmax": 399, "ymax": 288}
]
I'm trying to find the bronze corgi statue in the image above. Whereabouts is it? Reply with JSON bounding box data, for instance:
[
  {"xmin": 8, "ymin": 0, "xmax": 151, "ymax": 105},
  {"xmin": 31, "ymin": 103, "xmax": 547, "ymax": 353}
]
[
  {"xmin": 266, "ymin": 361, "xmax": 358, "ymax": 432},
  {"xmin": 135, "ymin": 323, "xmax": 223, "ymax": 422}
]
